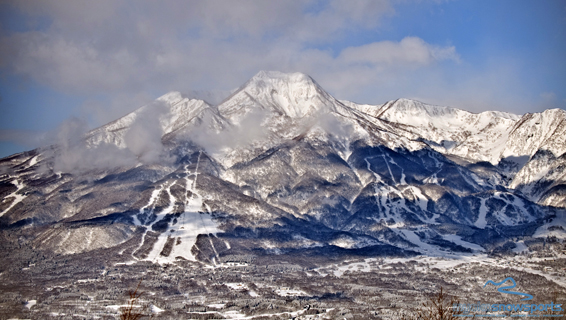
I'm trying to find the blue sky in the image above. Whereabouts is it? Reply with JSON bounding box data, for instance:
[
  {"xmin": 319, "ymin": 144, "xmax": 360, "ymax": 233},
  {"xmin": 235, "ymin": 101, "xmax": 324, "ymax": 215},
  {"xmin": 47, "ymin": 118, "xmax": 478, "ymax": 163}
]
[{"xmin": 0, "ymin": 0, "xmax": 565, "ymax": 158}]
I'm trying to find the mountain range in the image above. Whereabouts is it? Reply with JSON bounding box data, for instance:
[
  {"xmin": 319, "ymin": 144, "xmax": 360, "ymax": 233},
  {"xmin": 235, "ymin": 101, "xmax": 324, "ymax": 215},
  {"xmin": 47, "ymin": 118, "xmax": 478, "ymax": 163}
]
[{"xmin": 1, "ymin": 71, "xmax": 565, "ymax": 265}]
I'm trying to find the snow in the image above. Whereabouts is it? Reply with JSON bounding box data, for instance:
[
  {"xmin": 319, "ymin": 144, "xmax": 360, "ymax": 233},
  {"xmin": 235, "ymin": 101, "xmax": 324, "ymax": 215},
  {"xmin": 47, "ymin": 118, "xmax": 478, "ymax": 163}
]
[
  {"xmin": 25, "ymin": 300, "xmax": 36, "ymax": 310},
  {"xmin": 150, "ymin": 304, "xmax": 164, "ymax": 313},
  {"xmin": 143, "ymin": 154, "xmax": 222, "ymax": 264},
  {"xmin": 533, "ymin": 211, "xmax": 566, "ymax": 239},
  {"xmin": 114, "ymin": 261, "xmax": 137, "ymax": 266},
  {"xmin": 398, "ymin": 229, "xmax": 437, "ymax": 254},
  {"xmin": 441, "ymin": 234, "xmax": 485, "ymax": 252},
  {"xmin": 226, "ymin": 283, "xmax": 249, "ymax": 291},
  {"xmin": 218, "ymin": 71, "xmax": 334, "ymax": 121},
  {"xmin": 512, "ymin": 241, "xmax": 528, "ymax": 253},
  {"xmin": 475, "ymin": 198, "xmax": 488, "ymax": 229},
  {"xmin": 274, "ymin": 288, "xmax": 308, "ymax": 297},
  {"xmin": 213, "ymin": 307, "xmax": 308, "ymax": 320},
  {"xmin": 0, "ymin": 179, "xmax": 27, "ymax": 217},
  {"xmin": 28, "ymin": 155, "xmax": 38, "ymax": 167},
  {"xmin": 86, "ymin": 92, "xmax": 212, "ymax": 148},
  {"xmin": 77, "ymin": 279, "xmax": 97, "ymax": 283},
  {"xmin": 367, "ymin": 98, "xmax": 521, "ymax": 164},
  {"xmin": 403, "ymin": 185, "xmax": 433, "ymax": 222},
  {"xmin": 333, "ymin": 260, "xmax": 372, "ymax": 277},
  {"xmin": 3, "ymin": 71, "xmax": 564, "ymax": 282},
  {"xmin": 132, "ymin": 153, "xmax": 219, "ymax": 262}
]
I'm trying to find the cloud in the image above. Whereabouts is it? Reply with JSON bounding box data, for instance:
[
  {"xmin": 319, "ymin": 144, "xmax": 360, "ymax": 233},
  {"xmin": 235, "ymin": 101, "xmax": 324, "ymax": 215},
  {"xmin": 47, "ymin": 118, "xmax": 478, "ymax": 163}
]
[
  {"xmin": 124, "ymin": 101, "xmax": 170, "ymax": 164},
  {"xmin": 188, "ymin": 107, "xmax": 270, "ymax": 155},
  {"xmin": 47, "ymin": 103, "xmax": 174, "ymax": 173},
  {"xmin": 6, "ymin": 0, "xmax": 525, "ymax": 133},
  {"xmin": 53, "ymin": 141, "xmax": 137, "ymax": 174},
  {"xmin": 80, "ymin": 92, "xmax": 155, "ymax": 126},
  {"xmin": 339, "ymin": 37, "xmax": 459, "ymax": 66},
  {"xmin": 43, "ymin": 117, "xmax": 133, "ymax": 173},
  {"xmin": 316, "ymin": 112, "xmax": 354, "ymax": 140},
  {"xmin": 0, "ymin": 0, "xmax": 396, "ymax": 96},
  {"xmin": 537, "ymin": 91, "xmax": 566, "ymax": 111}
]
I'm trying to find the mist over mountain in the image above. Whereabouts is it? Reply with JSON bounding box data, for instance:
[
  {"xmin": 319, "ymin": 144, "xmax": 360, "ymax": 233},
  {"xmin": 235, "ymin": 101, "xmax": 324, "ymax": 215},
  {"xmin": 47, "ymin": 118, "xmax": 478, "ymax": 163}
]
[{"xmin": 1, "ymin": 71, "xmax": 565, "ymax": 265}]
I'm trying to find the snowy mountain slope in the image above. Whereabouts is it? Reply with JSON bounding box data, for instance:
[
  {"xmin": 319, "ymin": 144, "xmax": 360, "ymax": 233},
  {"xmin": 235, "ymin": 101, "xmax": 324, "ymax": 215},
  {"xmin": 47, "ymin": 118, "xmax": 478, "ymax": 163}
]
[
  {"xmin": 86, "ymin": 92, "xmax": 226, "ymax": 148},
  {"xmin": 218, "ymin": 71, "xmax": 341, "ymax": 121},
  {"xmin": 503, "ymin": 108, "xmax": 566, "ymax": 162},
  {"xmin": 0, "ymin": 71, "xmax": 564, "ymax": 264},
  {"xmin": 345, "ymin": 98, "xmax": 520, "ymax": 164},
  {"xmin": 345, "ymin": 98, "xmax": 566, "ymax": 208},
  {"xmin": 510, "ymin": 149, "xmax": 566, "ymax": 207},
  {"xmin": 196, "ymin": 70, "xmax": 425, "ymax": 168}
]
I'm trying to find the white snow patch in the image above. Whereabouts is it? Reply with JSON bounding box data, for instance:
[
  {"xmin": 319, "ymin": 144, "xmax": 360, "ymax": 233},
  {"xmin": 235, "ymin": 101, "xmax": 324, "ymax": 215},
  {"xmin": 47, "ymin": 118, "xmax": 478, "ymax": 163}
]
[
  {"xmin": 333, "ymin": 260, "xmax": 372, "ymax": 277},
  {"xmin": 151, "ymin": 304, "xmax": 164, "ymax": 313},
  {"xmin": 114, "ymin": 261, "xmax": 137, "ymax": 266},
  {"xmin": 28, "ymin": 155, "xmax": 38, "ymax": 167},
  {"xmin": 398, "ymin": 229, "xmax": 437, "ymax": 254},
  {"xmin": 25, "ymin": 300, "xmax": 36, "ymax": 310},
  {"xmin": 76, "ymin": 279, "xmax": 97, "ymax": 283},
  {"xmin": 533, "ymin": 211, "xmax": 566, "ymax": 239},
  {"xmin": 275, "ymin": 288, "xmax": 308, "ymax": 297},
  {"xmin": 226, "ymin": 283, "xmax": 249, "ymax": 291},
  {"xmin": 140, "ymin": 154, "xmax": 222, "ymax": 264},
  {"xmin": 441, "ymin": 234, "xmax": 485, "ymax": 252},
  {"xmin": 0, "ymin": 180, "xmax": 27, "ymax": 217},
  {"xmin": 512, "ymin": 241, "xmax": 528, "ymax": 253},
  {"xmin": 475, "ymin": 198, "xmax": 488, "ymax": 229}
]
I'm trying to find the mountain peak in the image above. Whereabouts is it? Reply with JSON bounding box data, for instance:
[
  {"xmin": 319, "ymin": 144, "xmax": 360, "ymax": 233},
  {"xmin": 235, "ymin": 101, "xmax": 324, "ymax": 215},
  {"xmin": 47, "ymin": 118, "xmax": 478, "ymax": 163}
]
[
  {"xmin": 219, "ymin": 71, "xmax": 336, "ymax": 120},
  {"xmin": 251, "ymin": 70, "xmax": 314, "ymax": 83},
  {"xmin": 156, "ymin": 91, "xmax": 185, "ymax": 104},
  {"xmin": 245, "ymin": 70, "xmax": 321, "ymax": 96}
]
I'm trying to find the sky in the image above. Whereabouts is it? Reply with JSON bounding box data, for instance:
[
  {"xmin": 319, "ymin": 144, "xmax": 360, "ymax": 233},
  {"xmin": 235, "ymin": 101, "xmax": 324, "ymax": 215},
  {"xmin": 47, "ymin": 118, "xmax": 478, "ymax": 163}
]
[{"xmin": 0, "ymin": 0, "xmax": 565, "ymax": 158}]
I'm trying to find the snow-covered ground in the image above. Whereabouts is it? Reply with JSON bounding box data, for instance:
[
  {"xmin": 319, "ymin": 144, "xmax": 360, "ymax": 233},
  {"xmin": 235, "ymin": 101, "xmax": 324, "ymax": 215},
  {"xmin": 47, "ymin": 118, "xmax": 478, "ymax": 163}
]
[
  {"xmin": 534, "ymin": 211, "xmax": 566, "ymax": 239},
  {"xmin": 318, "ymin": 252, "xmax": 566, "ymax": 288}
]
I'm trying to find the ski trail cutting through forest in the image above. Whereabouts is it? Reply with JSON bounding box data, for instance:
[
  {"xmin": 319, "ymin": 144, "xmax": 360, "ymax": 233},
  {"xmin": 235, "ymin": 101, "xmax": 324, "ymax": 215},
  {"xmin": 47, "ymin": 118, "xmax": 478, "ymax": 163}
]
[
  {"xmin": 131, "ymin": 183, "xmax": 173, "ymax": 260},
  {"xmin": 364, "ymin": 156, "xmax": 445, "ymax": 255},
  {"xmin": 143, "ymin": 152, "xmax": 222, "ymax": 264}
]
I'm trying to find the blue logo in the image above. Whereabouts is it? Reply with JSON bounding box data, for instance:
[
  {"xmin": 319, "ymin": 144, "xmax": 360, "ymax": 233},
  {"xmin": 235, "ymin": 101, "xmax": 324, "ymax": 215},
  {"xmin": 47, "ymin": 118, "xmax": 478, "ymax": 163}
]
[{"xmin": 484, "ymin": 277, "xmax": 533, "ymax": 301}]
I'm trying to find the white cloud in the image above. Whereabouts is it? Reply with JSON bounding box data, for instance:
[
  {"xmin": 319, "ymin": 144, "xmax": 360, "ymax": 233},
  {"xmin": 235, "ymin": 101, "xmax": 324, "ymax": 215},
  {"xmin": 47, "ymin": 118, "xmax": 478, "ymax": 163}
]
[
  {"xmin": 540, "ymin": 92, "xmax": 556, "ymax": 102},
  {"xmin": 0, "ymin": 0, "xmax": 475, "ymax": 129},
  {"xmin": 338, "ymin": 36, "xmax": 459, "ymax": 66},
  {"xmin": 124, "ymin": 100, "xmax": 170, "ymax": 164},
  {"xmin": 0, "ymin": 1, "xmax": 396, "ymax": 96}
]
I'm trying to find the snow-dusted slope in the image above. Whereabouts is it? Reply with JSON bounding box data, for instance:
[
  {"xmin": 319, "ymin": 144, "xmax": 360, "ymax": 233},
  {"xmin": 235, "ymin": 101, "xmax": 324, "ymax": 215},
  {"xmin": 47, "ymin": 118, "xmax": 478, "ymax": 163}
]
[
  {"xmin": 345, "ymin": 98, "xmax": 566, "ymax": 207},
  {"xmin": 218, "ymin": 71, "xmax": 340, "ymax": 121},
  {"xmin": 503, "ymin": 108, "xmax": 566, "ymax": 161},
  {"xmin": 346, "ymin": 98, "xmax": 520, "ymax": 164},
  {"xmin": 86, "ymin": 92, "xmax": 218, "ymax": 148}
]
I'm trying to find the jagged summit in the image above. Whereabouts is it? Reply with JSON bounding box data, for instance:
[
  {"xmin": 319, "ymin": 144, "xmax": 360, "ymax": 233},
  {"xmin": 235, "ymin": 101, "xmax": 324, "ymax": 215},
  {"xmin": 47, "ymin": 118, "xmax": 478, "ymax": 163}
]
[
  {"xmin": 156, "ymin": 91, "xmax": 186, "ymax": 104},
  {"xmin": 218, "ymin": 71, "xmax": 338, "ymax": 121},
  {"xmin": 86, "ymin": 92, "xmax": 214, "ymax": 148},
  {"xmin": 251, "ymin": 70, "xmax": 313, "ymax": 82}
]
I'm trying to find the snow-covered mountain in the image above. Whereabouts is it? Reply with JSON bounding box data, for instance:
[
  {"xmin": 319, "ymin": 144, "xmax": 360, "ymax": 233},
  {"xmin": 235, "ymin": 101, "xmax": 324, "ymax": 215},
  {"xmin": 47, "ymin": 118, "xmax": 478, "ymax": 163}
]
[{"xmin": 1, "ymin": 71, "xmax": 564, "ymax": 265}]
